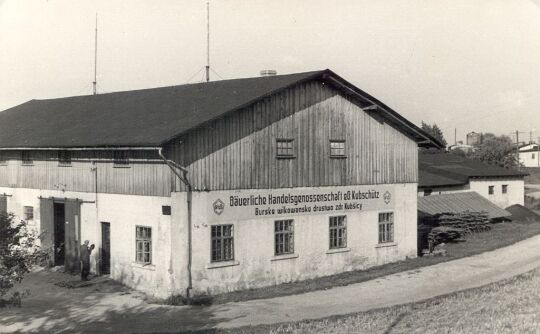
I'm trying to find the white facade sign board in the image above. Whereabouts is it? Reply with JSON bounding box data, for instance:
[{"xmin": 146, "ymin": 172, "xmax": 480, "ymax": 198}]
[{"xmin": 207, "ymin": 185, "xmax": 395, "ymax": 222}]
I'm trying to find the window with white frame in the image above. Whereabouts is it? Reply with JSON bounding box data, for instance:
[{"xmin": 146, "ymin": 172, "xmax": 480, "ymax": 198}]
[
  {"xmin": 135, "ymin": 226, "xmax": 152, "ymax": 264},
  {"xmin": 275, "ymin": 219, "xmax": 294, "ymax": 255},
  {"xmin": 329, "ymin": 216, "xmax": 347, "ymax": 249},
  {"xmin": 330, "ymin": 140, "xmax": 346, "ymax": 158},
  {"xmin": 211, "ymin": 225, "xmax": 234, "ymax": 262},
  {"xmin": 23, "ymin": 206, "xmax": 34, "ymax": 221},
  {"xmin": 378, "ymin": 212, "xmax": 394, "ymax": 244},
  {"xmin": 276, "ymin": 139, "xmax": 294, "ymax": 158}
]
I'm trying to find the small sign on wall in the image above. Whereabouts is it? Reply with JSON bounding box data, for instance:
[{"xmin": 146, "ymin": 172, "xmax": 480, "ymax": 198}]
[{"xmin": 207, "ymin": 185, "xmax": 395, "ymax": 222}]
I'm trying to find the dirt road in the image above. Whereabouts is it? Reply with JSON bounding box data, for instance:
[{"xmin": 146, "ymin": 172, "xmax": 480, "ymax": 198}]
[{"xmin": 2, "ymin": 234, "xmax": 540, "ymax": 333}]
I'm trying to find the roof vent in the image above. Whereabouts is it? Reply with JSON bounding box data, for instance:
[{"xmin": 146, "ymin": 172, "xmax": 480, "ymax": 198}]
[{"xmin": 260, "ymin": 70, "xmax": 277, "ymax": 77}]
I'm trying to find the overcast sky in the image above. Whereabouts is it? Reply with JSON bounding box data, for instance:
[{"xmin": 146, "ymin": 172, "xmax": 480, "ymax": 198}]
[{"xmin": 1, "ymin": 0, "xmax": 540, "ymax": 144}]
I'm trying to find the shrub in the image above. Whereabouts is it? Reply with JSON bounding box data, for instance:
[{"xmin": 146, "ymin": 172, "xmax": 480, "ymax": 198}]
[{"xmin": 0, "ymin": 212, "xmax": 44, "ymax": 307}]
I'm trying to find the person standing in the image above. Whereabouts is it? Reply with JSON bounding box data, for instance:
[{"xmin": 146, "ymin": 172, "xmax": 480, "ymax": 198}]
[{"xmin": 80, "ymin": 240, "xmax": 94, "ymax": 281}]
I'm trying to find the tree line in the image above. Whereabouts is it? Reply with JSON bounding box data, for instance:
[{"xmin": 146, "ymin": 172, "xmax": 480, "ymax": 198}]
[{"xmin": 421, "ymin": 122, "xmax": 519, "ymax": 168}]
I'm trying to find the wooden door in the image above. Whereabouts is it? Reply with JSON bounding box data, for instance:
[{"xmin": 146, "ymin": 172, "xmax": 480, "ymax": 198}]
[
  {"xmin": 40, "ymin": 198, "xmax": 55, "ymax": 266},
  {"xmin": 101, "ymin": 222, "xmax": 111, "ymax": 275},
  {"xmin": 64, "ymin": 199, "xmax": 81, "ymax": 273}
]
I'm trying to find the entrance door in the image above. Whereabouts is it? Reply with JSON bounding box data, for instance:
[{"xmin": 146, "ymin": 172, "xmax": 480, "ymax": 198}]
[
  {"xmin": 53, "ymin": 203, "xmax": 66, "ymax": 266},
  {"xmin": 64, "ymin": 199, "xmax": 81, "ymax": 273},
  {"xmin": 101, "ymin": 222, "xmax": 111, "ymax": 275}
]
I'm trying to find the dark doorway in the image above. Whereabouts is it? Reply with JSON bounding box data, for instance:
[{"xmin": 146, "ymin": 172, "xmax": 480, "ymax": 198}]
[
  {"xmin": 53, "ymin": 203, "xmax": 65, "ymax": 266},
  {"xmin": 101, "ymin": 222, "xmax": 111, "ymax": 275}
]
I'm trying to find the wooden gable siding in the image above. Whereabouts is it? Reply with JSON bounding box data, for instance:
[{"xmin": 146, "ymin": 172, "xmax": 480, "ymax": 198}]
[
  {"xmin": 165, "ymin": 80, "xmax": 418, "ymax": 192},
  {"xmin": 0, "ymin": 150, "xmax": 172, "ymax": 197}
]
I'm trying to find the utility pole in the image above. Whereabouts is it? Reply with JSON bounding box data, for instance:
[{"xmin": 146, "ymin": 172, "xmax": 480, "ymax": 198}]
[
  {"xmin": 454, "ymin": 128, "xmax": 457, "ymax": 145},
  {"xmin": 93, "ymin": 13, "xmax": 98, "ymax": 95},
  {"xmin": 516, "ymin": 130, "xmax": 520, "ymax": 166},
  {"xmin": 205, "ymin": 1, "xmax": 210, "ymax": 82}
]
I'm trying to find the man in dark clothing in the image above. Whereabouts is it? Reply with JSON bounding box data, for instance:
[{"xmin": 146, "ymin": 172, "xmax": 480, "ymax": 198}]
[{"xmin": 80, "ymin": 240, "xmax": 94, "ymax": 281}]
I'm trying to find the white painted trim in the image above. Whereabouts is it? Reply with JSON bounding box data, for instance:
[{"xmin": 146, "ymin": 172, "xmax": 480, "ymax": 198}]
[
  {"xmin": 131, "ymin": 262, "xmax": 156, "ymax": 271},
  {"xmin": 376, "ymin": 242, "xmax": 398, "ymax": 248},
  {"xmin": 325, "ymin": 247, "xmax": 351, "ymax": 254},
  {"xmin": 270, "ymin": 253, "xmax": 299, "ymax": 261},
  {"xmin": 205, "ymin": 260, "xmax": 240, "ymax": 269}
]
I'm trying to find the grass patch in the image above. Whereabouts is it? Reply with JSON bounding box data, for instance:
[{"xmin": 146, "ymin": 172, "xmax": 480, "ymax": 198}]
[
  {"xmin": 168, "ymin": 219, "xmax": 540, "ymax": 306},
  {"xmin": 214, "ymin": 267, "xmax": 540, "ymax": 334}
]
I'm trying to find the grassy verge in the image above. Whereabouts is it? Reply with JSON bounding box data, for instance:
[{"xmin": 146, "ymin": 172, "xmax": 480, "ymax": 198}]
[
  {"xmin": 169, "ymin": 219, "xmax": 540, "ymax": 306},
  {"xmin": 219, "ymin": 267, "xmax": 540, "ymax": 334}
]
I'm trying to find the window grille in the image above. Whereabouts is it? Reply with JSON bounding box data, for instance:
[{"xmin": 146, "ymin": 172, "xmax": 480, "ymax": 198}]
[
  {"xmin": 136, "ymin": 226, "xmax": 152, "ymax": 264},
  {"xmin": 329, "ymin": 216, "xmax": 347, "ymax": 249},
  {"xmin": 378, "ymin": 212, "xmax": 394, "ymax": 244},
  {"xmin": 275, "ymin": 220, "xmax": 294, "ymax": 255},
  {"xmin": 211, "ymin": 225, "xmax": 234, "ymax": 262},
  {"xmin": 23, "ymin": 206, "xmax": 34, "ymax": 221},
  {"xmin": 276, "ymin": 139, "xmax": 294, "ymax": 158},
  {"xmin": 330, "ymin": 140, "xmax": 346, "ymax": 157}
]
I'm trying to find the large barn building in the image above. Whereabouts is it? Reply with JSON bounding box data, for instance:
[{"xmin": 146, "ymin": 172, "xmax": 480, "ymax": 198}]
[{"xmin": 0, "ymin": 70, "xmax": 441, "ymax": 298}]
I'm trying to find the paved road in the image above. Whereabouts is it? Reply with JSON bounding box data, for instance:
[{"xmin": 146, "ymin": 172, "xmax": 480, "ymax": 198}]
[{"xmin": 2, "ymin": 234, "xmax": 540, "ymax": 333}]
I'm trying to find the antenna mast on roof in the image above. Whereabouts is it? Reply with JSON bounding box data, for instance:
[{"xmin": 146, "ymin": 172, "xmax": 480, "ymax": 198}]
[
  {"xmin": 205, "ymin": 1, "xmax": 210, "ymax": 82},
  {"xmin": 93, "ymin": 13, "xmax": 98, "ymax": 95}
]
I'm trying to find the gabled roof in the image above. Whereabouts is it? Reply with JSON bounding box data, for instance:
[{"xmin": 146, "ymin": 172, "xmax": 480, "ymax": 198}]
[
  {"xmin": 419, "ymin": 152, "xmax": 526, "ymax": 188},
  {"xmin": 418, "ymin": 191, "xmax": 511, "ymax": 219},
  {"xmin": 0, "ymin": 69, "xmax": 442, "ymax": 149}
]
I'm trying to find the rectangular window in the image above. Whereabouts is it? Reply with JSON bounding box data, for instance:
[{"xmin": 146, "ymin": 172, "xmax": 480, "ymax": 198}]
[
  {"xmin": 329, "ymin": 216, "xmax": 347, "ymax": 249},
  {"xmin": 502, "ymin": 184, "xmax": 508, "ymax": 194},
  {"xmin": 135, "ymin": 226, "xmax": 152, "ymax": 264},
  {"xmin": 274, "ymin": 219, "xmax": 294, "ymax": 255},
  {"xmin": 378, "ymin": 212, "xmax": 394, "ymax": 244},
  {"xmin": 58, "ymin": 150, "xmax": 71, "ymax": 166},
  {"xmin": 533, "ymin": 153, "xmax": 536, "ymax": 159},
  {"xmin": 330, "ymin": 140, "xmax": 346, "ymax": 158},
  {"xmin": 276, "ymin": 139, "xmax": 294, "ymax": 158},
  {"xmin": 488, "ymin": 185, "xmax": 494, "ymax": 195},
  {"xmin": 23, "ymin": 206, "xmax": 34, "ymax": 221},
  {"xmin": 113, "ymin": 151, "xmax": 130, "ymax": 166},
  {"xmin": 211, "ymin": 225, "xmax": 234, "ymax": 262},
  {"xmin": 162, "ymin": 205, "xmax": 171, "ymax": 215},
  {"xmin": 21, "ymin": 151, "xmax": 32, "ymax": 165}
]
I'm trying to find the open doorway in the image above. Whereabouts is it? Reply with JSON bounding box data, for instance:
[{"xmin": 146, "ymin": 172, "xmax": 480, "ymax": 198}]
[
  {"xmin": 100, "ymin": 222, "xmax": 111, "ymax": 275},
  {"xmin": 53, "ymin": 203, "xmax": 65, "ymax": 266}
]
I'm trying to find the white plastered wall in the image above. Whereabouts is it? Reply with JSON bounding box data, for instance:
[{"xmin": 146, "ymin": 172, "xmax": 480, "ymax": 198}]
[
  {"xmin": 180, "ymin": 183, "xmax": 417, "ymax": 296},
  {"xmin": 469, "ymin": 179, "xmax": 524, "ymax": 209},
  {"xmin": 0, "ymin": 186, "xmax": 174, "ymax": 298}
]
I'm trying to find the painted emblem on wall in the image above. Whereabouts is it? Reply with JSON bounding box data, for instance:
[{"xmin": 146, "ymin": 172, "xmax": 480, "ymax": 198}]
[
  {"xmin": 213, "ymin": 199, "xmax": 225, "ymax": 215},
  {"xmin": 383, "ymin": 191, "xmax": 392, "ymax": 205}
]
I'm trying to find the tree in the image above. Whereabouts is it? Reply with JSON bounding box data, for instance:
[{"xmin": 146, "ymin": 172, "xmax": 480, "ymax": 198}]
[
  {"xmin": 471, "ymin": 133, "xmax": 518, "ymax": 168},
  {"xmin": 421, "ymin": 122, "xmax": 448, "ymax": 148},
  {"xmin": 0, "ymin": 212, "xmax": 44, "ymax": 307}
]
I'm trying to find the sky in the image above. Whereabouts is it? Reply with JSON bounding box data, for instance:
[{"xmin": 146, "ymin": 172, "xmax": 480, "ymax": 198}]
[{"xmin": 1, "ymin": 0, "xmax": 540, "ymax": 144}]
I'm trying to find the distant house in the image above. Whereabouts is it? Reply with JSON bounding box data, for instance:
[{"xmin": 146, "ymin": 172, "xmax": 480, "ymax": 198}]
[
  {"xmin": 447, "ymin": 142, "xmax": 474, "ymax": 154},
  {"xmin": 419, "ymin": 153, "xmax": 526, "ymax": 209},
  {"xmin": 519, "ymin": 143, "xmax": 540, "ymax": 167},
  {"xmin": 466, "ymin": 132, "xmax": 482, "ymax": 146}
]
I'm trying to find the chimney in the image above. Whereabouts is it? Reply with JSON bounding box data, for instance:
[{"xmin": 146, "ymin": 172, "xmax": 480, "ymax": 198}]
[{"xmin": 260, "ymin": 70, "xmax": 277, "ymax": 77}]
